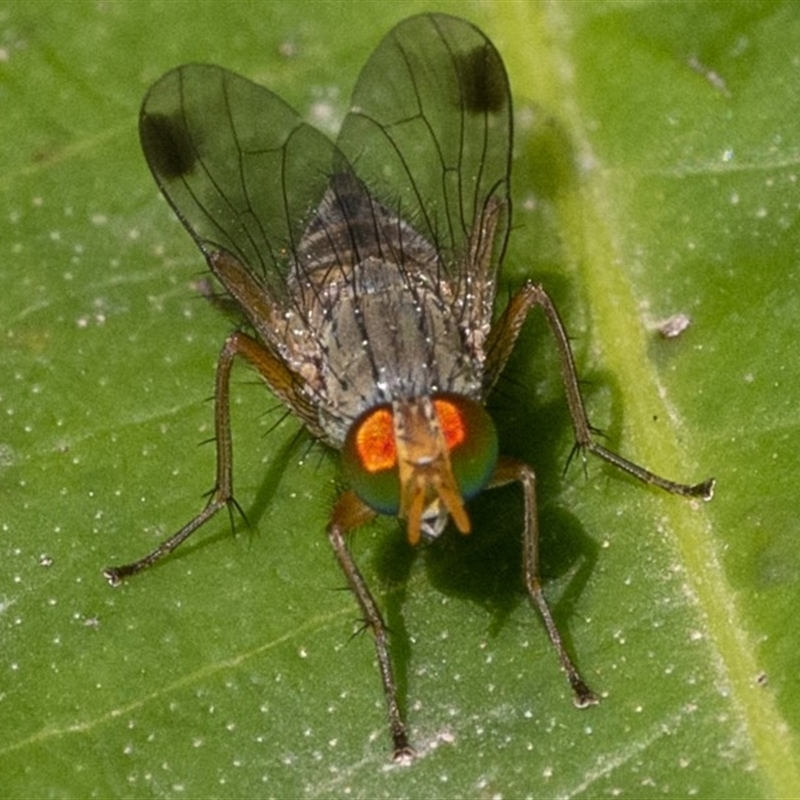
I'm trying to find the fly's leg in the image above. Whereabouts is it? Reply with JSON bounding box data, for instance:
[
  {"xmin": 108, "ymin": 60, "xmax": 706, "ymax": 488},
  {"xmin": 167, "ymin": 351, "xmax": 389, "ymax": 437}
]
[
  {"xmin": 104, "ymin": 331, "xmax": 289, "ymax": 585},
  {"xmin": 491, "ymin": 457, "xmax": 598, "ymax": 706},
  {"xmin": 486, "ymin": 281, "xmax": 715, "ymax": 499},
  {"xmin": 327, "ymin": 490, "xmax": 415, "ymax": 763}
]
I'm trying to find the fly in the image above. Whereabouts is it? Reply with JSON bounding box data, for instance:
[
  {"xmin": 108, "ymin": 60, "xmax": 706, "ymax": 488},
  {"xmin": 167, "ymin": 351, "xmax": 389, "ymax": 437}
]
[{"xmin": 104, "ymin": 13, "xmax": 715, "ymax": 761}]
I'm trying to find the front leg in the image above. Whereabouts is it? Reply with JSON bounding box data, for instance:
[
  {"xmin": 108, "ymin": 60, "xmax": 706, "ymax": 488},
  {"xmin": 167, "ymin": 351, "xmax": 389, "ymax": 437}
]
[
  {"xmin": 489, "ymin": 456, "xmax": 598, "ymax": 707},
  {"xmin": 326, "ymin": 490, "xmax": 414, "ymax": 762}
]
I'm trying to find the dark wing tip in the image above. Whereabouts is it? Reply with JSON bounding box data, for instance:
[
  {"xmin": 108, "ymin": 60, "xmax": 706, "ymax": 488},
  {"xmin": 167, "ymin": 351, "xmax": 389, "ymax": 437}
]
[
  {"xmin": 456, "ymin": 42, "xmax": 508, "ymax": 115},
  {"xmin": 140, "ymin": 110, "xmax": 199, "ymax": 180}
]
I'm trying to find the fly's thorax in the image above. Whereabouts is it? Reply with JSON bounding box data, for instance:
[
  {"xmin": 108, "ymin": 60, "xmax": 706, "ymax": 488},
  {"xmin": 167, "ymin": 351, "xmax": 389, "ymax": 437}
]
[
  {"xmin": 342, "ymin": 393, "xmax": 499, "ymax": 545},
  {"xmin": 306, "ymin": 258, "xmax": 485, "ymax": 445}
]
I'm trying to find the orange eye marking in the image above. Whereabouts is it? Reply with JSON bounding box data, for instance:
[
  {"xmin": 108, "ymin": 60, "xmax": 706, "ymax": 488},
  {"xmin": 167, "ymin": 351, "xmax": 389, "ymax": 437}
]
[
  {"xmin": 355, "ymin": 408, "xmax": 396, "ymax": 473},
  {"xmin": 434, "ymin": 398, "xmax": 466, "ymax": 451}
]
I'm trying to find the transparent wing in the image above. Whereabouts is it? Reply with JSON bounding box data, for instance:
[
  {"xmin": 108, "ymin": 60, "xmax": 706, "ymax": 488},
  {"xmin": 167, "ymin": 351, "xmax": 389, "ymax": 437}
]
[
  {"xmin": 336, "ymin": 13, "xmax": 512, "ymax": 277},
  {"xmin": 139, "ymin": 64, "xmax": 338, "ymax": 291}
]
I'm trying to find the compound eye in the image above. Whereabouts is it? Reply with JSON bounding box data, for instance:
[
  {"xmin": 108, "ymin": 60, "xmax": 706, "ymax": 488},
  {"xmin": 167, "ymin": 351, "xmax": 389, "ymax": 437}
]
[
  {"xmin": 342, "ymin": 405, "xmax": 400, "ymax": 515},
  {"xmin": 433, "ymin": 394, "xmax": 498, "ymax": 501}
]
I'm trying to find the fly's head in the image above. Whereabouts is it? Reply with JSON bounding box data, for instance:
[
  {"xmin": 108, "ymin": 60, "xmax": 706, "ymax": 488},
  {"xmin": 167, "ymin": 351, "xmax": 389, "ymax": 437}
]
[{"xmin": 342, "ymin": 393, "xmax": 499, "ymax": 545}]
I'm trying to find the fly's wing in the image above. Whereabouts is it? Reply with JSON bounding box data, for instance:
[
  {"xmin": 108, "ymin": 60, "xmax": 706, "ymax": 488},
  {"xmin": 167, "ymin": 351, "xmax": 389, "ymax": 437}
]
[
  {"xmin": 139, "ymin": 64, "xmax": 337, "ymax": 297},
  {"xmin": 335, "ymin": 14, "xmax": 512, "ymax": 285}
]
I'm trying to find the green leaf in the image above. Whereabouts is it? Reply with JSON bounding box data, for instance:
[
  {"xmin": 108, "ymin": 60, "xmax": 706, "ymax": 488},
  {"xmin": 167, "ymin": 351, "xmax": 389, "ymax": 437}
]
[{"xmin": 2, "ymin": 1, "xmax": 798, "ymax": 797}]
